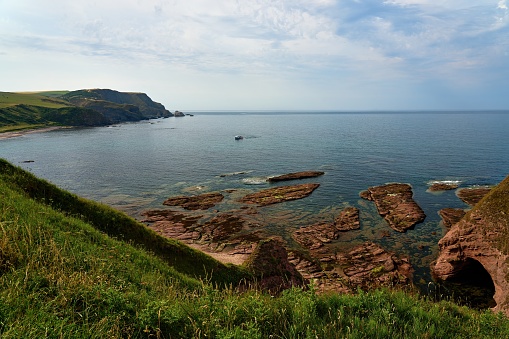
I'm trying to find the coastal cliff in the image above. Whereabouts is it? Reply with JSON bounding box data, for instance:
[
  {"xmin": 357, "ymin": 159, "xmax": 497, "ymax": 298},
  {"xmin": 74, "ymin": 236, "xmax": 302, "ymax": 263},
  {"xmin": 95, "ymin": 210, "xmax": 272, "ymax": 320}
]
[
  {"xmin": 432, "ymin": 175, "xmax": 509, "ymax": 315},
  {"xmin": 62, "ymin": 89, "xmax": 173, "ymax": 121},
  {"xmin": 0, "ymin": 89, "xmax": 173, "ymax": 131}
]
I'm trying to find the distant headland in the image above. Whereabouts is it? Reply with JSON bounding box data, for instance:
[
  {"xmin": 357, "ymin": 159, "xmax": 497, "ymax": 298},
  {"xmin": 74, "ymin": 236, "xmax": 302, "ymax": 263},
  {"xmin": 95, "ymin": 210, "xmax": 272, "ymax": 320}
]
[{"xmin": 0, "ymin": 89, "xmax": 176, "ymax": 135}]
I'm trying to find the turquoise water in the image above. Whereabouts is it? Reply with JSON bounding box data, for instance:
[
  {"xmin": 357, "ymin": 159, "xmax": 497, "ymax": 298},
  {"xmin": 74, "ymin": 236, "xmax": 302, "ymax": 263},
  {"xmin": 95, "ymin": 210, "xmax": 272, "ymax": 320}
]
[{"xmin": 2, "ymin": 111, "xmax": 509, "ymax": 285}]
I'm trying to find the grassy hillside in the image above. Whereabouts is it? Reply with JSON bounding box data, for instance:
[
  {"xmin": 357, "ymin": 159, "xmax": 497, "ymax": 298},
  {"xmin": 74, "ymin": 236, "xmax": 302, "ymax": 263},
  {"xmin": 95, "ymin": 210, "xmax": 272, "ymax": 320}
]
[
  {"xmin": 1, "ymin": 159, "xmax": 509, "ymax": 338},
  {"xmin": 0, "ymin": 92, "xmax": 70, "ymax": 109}
]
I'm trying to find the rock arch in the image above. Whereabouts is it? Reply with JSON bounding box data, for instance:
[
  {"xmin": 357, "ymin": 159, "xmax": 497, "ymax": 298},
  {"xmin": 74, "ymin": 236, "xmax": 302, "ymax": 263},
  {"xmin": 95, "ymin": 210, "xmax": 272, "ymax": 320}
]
[{"xmin": 432, "ymin": 210, "xmax": 509, "ymax": 315}]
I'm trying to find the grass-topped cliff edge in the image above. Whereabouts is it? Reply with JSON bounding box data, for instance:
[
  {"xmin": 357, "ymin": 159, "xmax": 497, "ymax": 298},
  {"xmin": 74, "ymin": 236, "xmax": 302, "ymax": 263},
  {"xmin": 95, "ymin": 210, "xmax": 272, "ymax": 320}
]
[
  {"xmin": 1, "ymin": 158, "xmax": 509, "ymax": 338},
  {"xmin": 0, "ymin": 89, "xmax": 173, "ymax": 133}
]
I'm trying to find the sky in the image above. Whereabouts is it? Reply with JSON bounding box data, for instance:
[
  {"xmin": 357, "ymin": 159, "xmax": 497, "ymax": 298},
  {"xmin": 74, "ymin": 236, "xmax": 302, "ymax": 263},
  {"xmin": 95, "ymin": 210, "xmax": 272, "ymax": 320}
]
[{"xmin": 1, "ymin": 0, "xmax": 508, "ymax": 111}]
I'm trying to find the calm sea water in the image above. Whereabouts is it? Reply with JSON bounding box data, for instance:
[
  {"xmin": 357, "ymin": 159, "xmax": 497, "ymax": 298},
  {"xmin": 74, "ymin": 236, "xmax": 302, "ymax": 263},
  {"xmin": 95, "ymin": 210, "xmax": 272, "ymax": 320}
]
[{"xmin": 2, "ymin": 111, "xmax": 509, "ymax": 285}]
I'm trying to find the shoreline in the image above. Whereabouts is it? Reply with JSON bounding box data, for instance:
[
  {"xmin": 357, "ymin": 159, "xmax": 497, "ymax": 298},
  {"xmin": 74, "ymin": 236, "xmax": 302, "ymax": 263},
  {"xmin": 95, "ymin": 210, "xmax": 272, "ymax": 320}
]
[{"xmin": 0, "ymin": 126, "xmax": 66, "ymax": 140}]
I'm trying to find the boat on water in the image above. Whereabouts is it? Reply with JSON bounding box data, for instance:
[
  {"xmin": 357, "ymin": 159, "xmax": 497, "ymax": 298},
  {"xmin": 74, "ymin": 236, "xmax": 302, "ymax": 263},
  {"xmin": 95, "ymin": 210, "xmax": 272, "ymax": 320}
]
[{"xmin": 234, "ymin": 135, "xmax": 244, "ymax": 140}]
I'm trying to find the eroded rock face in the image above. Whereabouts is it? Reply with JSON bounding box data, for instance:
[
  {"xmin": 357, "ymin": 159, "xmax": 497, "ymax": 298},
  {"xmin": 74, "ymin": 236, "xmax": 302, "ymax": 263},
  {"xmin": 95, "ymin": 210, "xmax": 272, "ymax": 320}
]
[
  {"xmin": 432, "ymin": 175, "xmax": 509, "ymax": 316},
  {"xmin": 163, "ymin": 192, "xmax": 224, "ymax": 210},
  {"xmin": 268, "ymin": 171, "xmax": 324, "ymax": 182},
  {"xmin": 457, "ymin": 187, "xmax": 491, "ymax": 206},
  {"xmin": 361, "ymin": 183, "xmax": 426, "ymax": 232},
  {"xmin": 244, "ymin": 239, "xmax": 307, "ymax": 294},
  {"xmin": 239, "ymin": 183, "xmax": 320, "ymax": 206},
  {"xmin": 438, "ymin": 208, "xmax": 466, "ymax": 229}
]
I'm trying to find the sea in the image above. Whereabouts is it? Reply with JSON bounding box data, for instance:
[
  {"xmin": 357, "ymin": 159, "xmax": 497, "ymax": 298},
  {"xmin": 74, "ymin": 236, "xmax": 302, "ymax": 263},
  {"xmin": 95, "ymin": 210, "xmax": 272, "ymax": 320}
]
[{"xmin": 2, "ymin": 111, "xmax": 509, "ymax": 291}]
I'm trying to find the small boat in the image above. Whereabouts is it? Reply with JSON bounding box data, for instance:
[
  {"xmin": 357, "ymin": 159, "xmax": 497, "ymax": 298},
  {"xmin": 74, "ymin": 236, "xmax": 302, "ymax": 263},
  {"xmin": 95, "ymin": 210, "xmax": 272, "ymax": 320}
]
[{"xmin": 234, "ymin": 135, "xmax": 244, "ymax": 140}]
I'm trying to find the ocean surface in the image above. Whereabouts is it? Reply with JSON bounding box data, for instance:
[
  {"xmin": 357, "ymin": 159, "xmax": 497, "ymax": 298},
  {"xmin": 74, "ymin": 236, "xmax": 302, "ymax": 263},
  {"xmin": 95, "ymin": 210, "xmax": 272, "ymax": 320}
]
[{"xmin": 2, "ymin": 111, "xmax": 509, "ymax": 287}]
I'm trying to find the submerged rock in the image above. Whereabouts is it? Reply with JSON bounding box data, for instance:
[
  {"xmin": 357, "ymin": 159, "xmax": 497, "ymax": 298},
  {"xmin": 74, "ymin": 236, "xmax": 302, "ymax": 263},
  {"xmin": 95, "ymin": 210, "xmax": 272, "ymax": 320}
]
[
  {"xmin": 360, "ymin": 183, "xmax": 425, "ymax": 232},
  {"xmin": 268, "ymin": 171, "xmax": 324, "ymax": 182},
  {"xmin": 457, "ymin": 187, "xmax": 492, "ymax": 206},
  {"xmin": 239, "ymin": 183, "xmax": 320, "ymax": 206},
  {"xmin": 163, "ymin": 192, "xmax": 224, "ymax": 210},
  {"xmin": 293, "ymin": 207, "xmax": 360, "ymax": 249},
  {"xmin": 428, "ymin": 182, "xmax": 459, "ymax": 191},
  {"xmin": 335, "ymin": 206, "xmax": 360, "ymax": 231}
]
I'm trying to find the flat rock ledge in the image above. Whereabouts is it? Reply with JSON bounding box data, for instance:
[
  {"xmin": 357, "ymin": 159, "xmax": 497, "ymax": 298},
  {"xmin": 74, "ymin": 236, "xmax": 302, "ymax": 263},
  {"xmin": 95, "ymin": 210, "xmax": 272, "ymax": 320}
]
[
  {"xmin": 456, "ymin": 187, "xmax": 492, "ymax": 206},
  {"xmin": 428, "ymin": 182, "xmax": 459, "ymax": 191},
  {"xmin": 439, "ymin": 208, "xmax": 466, "ymax": 229},
  {"xmin": 163, "ymin": 192, "xmax": 224, "ymax": 210},
  {"xmin": 337, "ymin": 242, "xmax": 413, "ymax": 289},
  {"xmin": 360, "ymin": 183, "xmax": 426, "ymax": 232},
  {"xmin": 239, "ymin": 183, "xmax": 320, "ymax": 206},
  {"xmin": 293, "ymin": 207, "xmax": 360, "ymax": 250},
  {"xmin": 268, "ymin": 171, "xmax": 324, "ymax": 182}
]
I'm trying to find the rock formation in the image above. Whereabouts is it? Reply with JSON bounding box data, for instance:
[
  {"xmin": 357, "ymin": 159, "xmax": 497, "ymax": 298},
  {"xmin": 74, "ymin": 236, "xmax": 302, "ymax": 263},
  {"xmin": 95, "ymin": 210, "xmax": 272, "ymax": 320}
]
[
  {"xmin": 457, "ymin": 187, "xmax": 492, "ymax": 206},
  {"xmin": 432, "ymin": 175, "xmax": 509, "ymax": 315},
  {"xmin": 163, "ymin": 192, "xmax": 224, "ymax": 210},
  {"xmin": 360, "ymin": 183, "xmax": 426, "ymax": 232},
  {"xmin": 268, "ymin": 171, "xmax": 324, "ymax": 182},
  {"xmin": 244, "ymin": 239, "xmax": 307, "ymax": 294},
  {"xmin": 438, "ymin": 208, "xmax": 466, "ymax": 229},
  {"xmin": 293, "ymin": 207, "xmax": 360, "ymax": 249},
  {"xmin": 428, "ymin": 182, "xmax": 459, "ymax": 191},
  {"xmin": 239, "ymin": 183, "xmax": 320, "ymax": 206},
  {"xmin": 337, "ymin": 242, "xmax": 413, "ymax": 289}
]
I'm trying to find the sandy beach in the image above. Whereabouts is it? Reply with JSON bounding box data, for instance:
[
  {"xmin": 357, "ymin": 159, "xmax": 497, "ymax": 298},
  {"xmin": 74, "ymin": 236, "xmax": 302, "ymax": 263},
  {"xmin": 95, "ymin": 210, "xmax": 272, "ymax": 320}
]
[{"xmin": 0, "ymin": 126, "xmax": 66, "ymax": 140}]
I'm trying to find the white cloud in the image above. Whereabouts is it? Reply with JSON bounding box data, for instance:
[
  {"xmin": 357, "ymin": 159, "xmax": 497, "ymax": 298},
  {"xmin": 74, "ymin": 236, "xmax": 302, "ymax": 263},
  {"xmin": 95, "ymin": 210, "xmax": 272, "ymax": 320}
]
[{"xmin": 0, "ymin": 0, "xmax": 508, "ymax": 109}]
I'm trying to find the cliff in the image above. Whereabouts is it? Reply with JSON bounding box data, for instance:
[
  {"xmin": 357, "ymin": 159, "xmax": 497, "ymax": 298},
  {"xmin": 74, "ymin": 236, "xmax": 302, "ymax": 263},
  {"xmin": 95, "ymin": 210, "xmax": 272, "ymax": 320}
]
[
  {"xmin": 432, "ymin": 175, "xmax": 509, "ymax": 315},
  {"xmin": 0, "ymin": 89, "xmax": 173, "ymax": 130},
  {"xmin": 62, "ymin": 89, "xmax": 173, "ymax": 121}
]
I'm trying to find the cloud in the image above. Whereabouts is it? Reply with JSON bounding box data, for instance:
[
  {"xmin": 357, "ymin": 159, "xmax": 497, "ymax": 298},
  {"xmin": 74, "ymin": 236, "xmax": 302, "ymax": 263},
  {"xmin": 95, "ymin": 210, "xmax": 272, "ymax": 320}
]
[{"xmin": 1, "ymin": 0, "xmax": 508, "ymax": 109}]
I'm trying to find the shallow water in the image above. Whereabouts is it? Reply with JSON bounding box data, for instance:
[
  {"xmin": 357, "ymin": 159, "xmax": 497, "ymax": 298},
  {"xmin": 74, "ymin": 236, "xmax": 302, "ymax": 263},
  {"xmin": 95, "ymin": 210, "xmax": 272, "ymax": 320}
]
[{"xmin": 2, "ymin": 111, "xmax": 509, "ymax": 289}]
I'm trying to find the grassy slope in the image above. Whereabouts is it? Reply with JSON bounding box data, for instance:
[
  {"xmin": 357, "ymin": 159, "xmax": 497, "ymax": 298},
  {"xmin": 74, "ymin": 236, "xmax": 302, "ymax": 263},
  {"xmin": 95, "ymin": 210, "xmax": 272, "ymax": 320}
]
[
  {"xmin": 0, "ymin": 92, "xmax": 70, "ymax": 109},
  {"xmin": 1, "ymin": 159, "xmax": 509, "ymax": 338},
  {"xmin": 0, "ymin": 92, "xmax": 113, "ymax": 132},
  {"xmin": 471, "ymin": 175, "xmax": 509, "ymax": 253}
]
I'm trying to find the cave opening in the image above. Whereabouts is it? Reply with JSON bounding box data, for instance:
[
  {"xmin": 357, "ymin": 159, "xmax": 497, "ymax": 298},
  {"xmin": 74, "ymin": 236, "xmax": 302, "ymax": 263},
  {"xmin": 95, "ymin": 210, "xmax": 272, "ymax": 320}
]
[{"xmin": 438, "ymin": 258, "xmax": 496, "ymax": 309}]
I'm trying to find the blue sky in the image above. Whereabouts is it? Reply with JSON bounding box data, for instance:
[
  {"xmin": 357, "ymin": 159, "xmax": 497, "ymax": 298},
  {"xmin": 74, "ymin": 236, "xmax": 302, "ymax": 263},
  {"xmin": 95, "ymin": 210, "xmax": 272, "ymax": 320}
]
[{"xmin": 1, "ymin": 0, "xmax": 508, "ymax": 110}]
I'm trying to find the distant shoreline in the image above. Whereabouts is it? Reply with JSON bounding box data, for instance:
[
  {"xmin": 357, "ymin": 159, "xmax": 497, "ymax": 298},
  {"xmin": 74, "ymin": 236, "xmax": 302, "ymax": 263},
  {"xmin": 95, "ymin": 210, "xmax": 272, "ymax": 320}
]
[{"xmin": 0, "ymin": 126, "xmax": 66, "ymax": 140}]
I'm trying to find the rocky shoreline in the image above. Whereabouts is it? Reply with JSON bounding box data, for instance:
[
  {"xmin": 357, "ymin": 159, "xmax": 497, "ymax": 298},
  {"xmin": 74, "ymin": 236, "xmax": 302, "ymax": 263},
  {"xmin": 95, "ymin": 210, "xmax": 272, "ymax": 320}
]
[{"xmin": 141, "ymin": 170, "xmax": 506, "ymax": 303}]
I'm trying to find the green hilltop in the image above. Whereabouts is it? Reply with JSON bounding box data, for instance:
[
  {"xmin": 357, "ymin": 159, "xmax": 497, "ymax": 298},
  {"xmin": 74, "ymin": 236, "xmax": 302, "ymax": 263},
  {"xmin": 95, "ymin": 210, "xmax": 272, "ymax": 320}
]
[
  {"xmin": 0, "ymin": 89, "xmax": 173, "ymax": 133},
  {"xmin": 1, "ymin": 158, "xmax": 509, "ymax": 338}
]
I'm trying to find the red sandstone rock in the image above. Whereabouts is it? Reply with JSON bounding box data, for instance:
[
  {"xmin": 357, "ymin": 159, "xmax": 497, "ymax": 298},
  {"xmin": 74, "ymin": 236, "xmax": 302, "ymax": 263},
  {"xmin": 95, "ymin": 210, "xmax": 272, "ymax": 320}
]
[
  {"xmin": 239, "ymin": 183, "xmax": 320, "ymax": 206},
  {"xmin": 337, "ymin": 242, "xmax": 413, "ymax": 289},
  {"xmin": 268, "ymin": 171, "xmax": 324, "ymax": 182},
  {"xmin": 432, "ymin": 175, "xmax": 509, "ymax": 316},
  {"xmin": 293, "ymin": 207, "xmax": 360, "ymax": 249},
  {"xmin": 428, "ymin": 182, "xmax": 459, "ymax": 191},
  {"xmin": 163, "ymin": 192, "xmax": 224, "ymax": 210},
  {"xmin": 361, "ymin": 183, "xmax": 426, "ymax": 232},
  {"xmin": 456, "ymin": 187, "xmax": 491, "ymax": 206},
  {"xmin": 335, "ymin": 206, "xmax": 360, "ymax": 231},
  {"xmin": 201, "ymin": 213, "xmax": 245, "ymax": 241},
  {"xmin": 438, "ymin": 208, "xmax": 466, "ymax": 229},
  {"xmin": 244, "ymin": 239, "xmax": 307, "ymax": 294}
]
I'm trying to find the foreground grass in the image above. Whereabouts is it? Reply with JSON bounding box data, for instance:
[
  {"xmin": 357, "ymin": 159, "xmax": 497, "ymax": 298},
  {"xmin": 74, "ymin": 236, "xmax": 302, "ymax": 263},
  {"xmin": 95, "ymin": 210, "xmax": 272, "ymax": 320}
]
[{"xmin": 1, "ymin": 159, "xmax": 509, "ymax": 338}]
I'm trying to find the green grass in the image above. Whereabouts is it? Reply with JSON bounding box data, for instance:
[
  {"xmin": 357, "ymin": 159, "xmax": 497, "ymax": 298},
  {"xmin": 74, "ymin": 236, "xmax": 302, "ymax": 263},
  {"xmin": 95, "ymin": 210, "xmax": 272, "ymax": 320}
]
[
  {"xmin": 0, "ymin": 92, "xmax": 70, "ymax": 109},
  {"xmin": 1, "ymin": 158, "xmax": 509, "ymax": 338}
]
